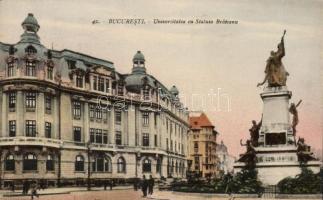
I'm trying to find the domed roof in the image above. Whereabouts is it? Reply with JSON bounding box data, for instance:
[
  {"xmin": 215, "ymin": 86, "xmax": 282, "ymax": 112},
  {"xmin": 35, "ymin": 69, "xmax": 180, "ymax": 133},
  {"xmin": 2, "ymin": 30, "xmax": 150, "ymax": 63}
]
[
  {"xmin": 125, "ymin": 74, "xmax": 155, "ymax": 94},
  {"xmin": 22, "ymin": 13, "xmax": 40, "ymax": 32},
  {"xmin": 133, "ymin": 50, "xmax": 145, "ymax": 62},
  {"xmin": 170, "ymin": 85, "xmax": 179, "ymax": 95}
]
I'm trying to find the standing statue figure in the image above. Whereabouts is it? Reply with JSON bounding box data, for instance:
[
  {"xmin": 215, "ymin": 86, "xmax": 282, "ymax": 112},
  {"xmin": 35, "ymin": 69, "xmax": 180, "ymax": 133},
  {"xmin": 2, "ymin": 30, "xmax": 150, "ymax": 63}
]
[
  {"xmin": 257, "ymin": 30, "xmax": 289, "ymax": 87},
  {"xmin": 289, "ymin": 100, "xmax": 302, "ymax": 136},
  {"xmin": 249, "ymin": 119, "xmax": 262, "ymax": 147}
]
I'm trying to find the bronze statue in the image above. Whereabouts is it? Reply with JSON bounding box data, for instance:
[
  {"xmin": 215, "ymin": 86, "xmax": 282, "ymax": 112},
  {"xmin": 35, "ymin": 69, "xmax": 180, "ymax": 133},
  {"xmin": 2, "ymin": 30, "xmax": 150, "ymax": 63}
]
[
  {"xmin": 289, "ymin": 100, "xmax": 302, "ymax": 135},
  {"xmin": 296, "ymin": 137, "xmax": 315, "ymax": 164},
  {"xmin": 238, "ymin": 139, "xmax": 256, "ymax": 168},
  {"xmin": 249, "ymin": 119, "xmax": 262, "ymax": 147},
  {"xmin": 257, "ymin": 30, "xmax": 289, "ymax": 87}
]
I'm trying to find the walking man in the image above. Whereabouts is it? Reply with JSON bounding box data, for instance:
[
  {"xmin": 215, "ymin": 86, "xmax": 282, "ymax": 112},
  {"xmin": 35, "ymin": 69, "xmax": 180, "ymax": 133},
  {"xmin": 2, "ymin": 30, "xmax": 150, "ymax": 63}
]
[
  {"xmin": 148, "ymin": 175, "xmax": 155, "ymax": 196},
  {"xmin": 141, "ymin": 175, "xmax": 148, "ymax": 197}
]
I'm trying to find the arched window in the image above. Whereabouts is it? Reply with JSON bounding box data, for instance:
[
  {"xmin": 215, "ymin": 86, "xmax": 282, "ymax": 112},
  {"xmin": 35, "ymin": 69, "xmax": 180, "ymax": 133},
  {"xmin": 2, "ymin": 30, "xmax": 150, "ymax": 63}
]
[
  {"xmin": 25, "ymin": 45, "xmax": 37, "ymax": 54},
  {"xmin": 23, "ymin": 153, "xmax": 37, "ymax": 171},
  {"xmin": 75, "ymin": 155, "xmax": 84, "ymax": 172},
  {"xmin": 46, "ymin": 154, "xmax": 54, "ymax": 171},
  {"xmin": 142, "ymin": 158, "xmax": 151, "ymax": 173},
  {"xmin": 117, "ymin": 157, "xmax": 126, "ymax": 173},
  {"xmin": 5, "ymin": 154, "xmax": 15, "ymax": 171},
  {"xmin": 92, "ymin": 155, "xmax": 112, "ymax": 172}
]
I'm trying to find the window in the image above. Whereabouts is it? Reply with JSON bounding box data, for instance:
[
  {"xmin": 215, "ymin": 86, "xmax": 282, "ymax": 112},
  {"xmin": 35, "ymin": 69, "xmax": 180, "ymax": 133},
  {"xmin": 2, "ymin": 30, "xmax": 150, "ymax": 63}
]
[
  {"xmin": 115, "ymin": 131, "xmax": 122, "ymax": 145},
  {"xmin": 46, "ymin": 154, "xmax": 54, "ymax": 171},
  {"xmin": 25, "ymin": 92, "xmax": 36, "ymax": 109},
  {"xmin": 25, "ymin": 45, "xmax": 37, "ymax": 54},
  {"xmin": 75, "ymin": 155, "xmax": 84, "ymax": 171},
  {"xmin": 93, "ymin": 76, "xmax": 97, "ymax": 90},
  {"xmin": 143, "ymin": 87, "xmax": 149, "ymax": 100},
  {"xmin": 117, "ymin": 157, "xmax": 126, "ymax": 173},
  {"xmin": 90, "ymin": 128, "xmax": 95, "ymax": 143},
  {"xmin": 115, "ymin": 111, "xmax": 121, "ymax": 124},
  {"xmin": 45, "ymin": 95, "xmax": 51, "ymax": 113},
  {"xmin": 105, "ymin": 79, "xmax": 110, "ymax": 93},
  {"xmin": 7, "ymin": 62, "xmax": 15, "ymax": 77},
  {"xmin": 74, "ymin": 127, "xmax": 81, "ymax": 142},
  {"xmin": 8, "ymin": 92, "xmax": 16, "ymax": 111},
  {"xmin": 92, "ymin": 155, "xmax": 111, "ymax": 172},
  {"xmin": 23, "ymin": 153, "xmax": 37, "ymax": 171},
  {"xmin": 142, "ymin": 158, "xmax": 152, "ymax": 173},
  {"xmin": 89, "ymin": 104, "xmax": 95, "ymax": 119},
  {"xmin": 96, "ymin": 129, "xmax": 102, "ymax": 144},
  {"xmin": 76, "ymin": 75, "xmax": 83, "ymax": 88},
  {"xmin": 26, "ymin": 120, "xmax": 36, "ymax": 137},
  {"xmin": 142, "ymin": 112, "xmax": 149, "ymax": 125},
  {"xmin": 98, "ymin": 77, "xmax": 104, "ymax": 92},
  {"xmin": 67, "ymin": 60, "xmax": 76, "ymax": 69},
  {"xmin": 142, "ymin": 133, "xmax": 149, "ymax": 147},
  {"xmin": 5, "ymin": 154, "xmax": 15, "ymax": 171},
  {"xmin": 194, "ymin": 142, "xmax": 199, "ymax": 153},
  {"xmin": 9, "ymin": 120, "xmax": 16, "ymax": 137},
  {"xmin": 194, "ymin": 156, "xmax": 199, "ymax": 171},
  {"xmin": 117, "ymin": 82, "xmax": 124, "ymax": 96},
  {"xmin": 26, "ymin": 61, "xmax": 36, "ymax": 76},
  {"xmin": 73, "ymin": 101, "xmax": 81, "ymax": 118},
  {"xmin": 47, "ymin": 66, "xmax": 53, "ymax": 80},
  {"xmin": 90, "ymin": 129, "xmax": 107, "ymax": 144},
  {"xmin": 45, "ymin": 122, "xmax": 51, "ymax": 138},
  {"xmin": 95, "ymin": 106, "xmax": 102, "ymax": 119},
  {"xmin": 103, "ymin": 130, "xmax": 108, "ymax": 144}
]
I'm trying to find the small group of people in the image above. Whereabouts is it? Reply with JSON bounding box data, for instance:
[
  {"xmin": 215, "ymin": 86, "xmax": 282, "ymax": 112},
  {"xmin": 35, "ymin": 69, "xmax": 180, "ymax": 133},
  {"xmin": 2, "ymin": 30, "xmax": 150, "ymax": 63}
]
[{"xmin": 140, "ymin": 175, "xmax": 155, "ymax": 198}]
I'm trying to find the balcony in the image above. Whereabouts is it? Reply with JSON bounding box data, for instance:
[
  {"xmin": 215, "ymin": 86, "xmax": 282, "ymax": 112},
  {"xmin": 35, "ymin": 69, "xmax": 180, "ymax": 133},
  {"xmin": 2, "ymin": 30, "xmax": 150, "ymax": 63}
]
[{"xmin": 0, "ymin": 136, "xmax": 62, "ymax": 148}]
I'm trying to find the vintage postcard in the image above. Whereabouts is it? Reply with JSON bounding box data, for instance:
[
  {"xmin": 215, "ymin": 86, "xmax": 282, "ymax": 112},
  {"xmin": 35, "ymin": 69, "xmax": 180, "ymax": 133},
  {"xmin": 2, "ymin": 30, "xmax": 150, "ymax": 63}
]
[{"xmin": 0, "ymin": 0, "xmax": 322, "ymax": 199}]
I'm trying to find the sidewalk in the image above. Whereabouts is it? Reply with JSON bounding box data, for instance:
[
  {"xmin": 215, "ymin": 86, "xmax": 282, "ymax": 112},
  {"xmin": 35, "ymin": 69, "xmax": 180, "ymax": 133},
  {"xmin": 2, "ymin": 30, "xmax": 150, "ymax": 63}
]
[{"xmin": 0, "ymin": 185, "xmax": 133, "ymax": 197}]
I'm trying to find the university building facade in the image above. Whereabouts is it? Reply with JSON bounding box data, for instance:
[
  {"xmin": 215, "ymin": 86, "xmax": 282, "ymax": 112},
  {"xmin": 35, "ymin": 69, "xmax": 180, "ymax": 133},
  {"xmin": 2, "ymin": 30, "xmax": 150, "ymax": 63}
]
[{"xmin": 0, "ymin": 14, "xmax": 189, "ymax": 187}]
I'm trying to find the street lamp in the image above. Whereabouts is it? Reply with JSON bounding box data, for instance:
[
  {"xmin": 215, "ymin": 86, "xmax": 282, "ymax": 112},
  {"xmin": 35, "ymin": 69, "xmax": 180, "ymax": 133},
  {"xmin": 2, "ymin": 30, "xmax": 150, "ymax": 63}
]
[{"xmin": 86, "ymin": 141, "xmax": 92, "ymax": 191}]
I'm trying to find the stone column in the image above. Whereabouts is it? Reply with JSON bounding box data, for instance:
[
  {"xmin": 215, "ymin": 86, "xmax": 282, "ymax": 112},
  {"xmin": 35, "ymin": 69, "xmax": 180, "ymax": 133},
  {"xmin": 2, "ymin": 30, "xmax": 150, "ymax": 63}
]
[
  {"xmin": 127, "ymin": 105, "xmax": 136, "ymax": 146},
  {"xmin": 110, "ymin": 107, "xmax": 115, "ymax": 144},
  {"xmin": 16, "ymin": 91, "xmax": 23, "ymax": 136},
  {"xmin": 149, "ymin": 112, "xmax": 154, "ymax": 148},
  {"xmin": 37, "ymin": 92, "xmax": 45, "ymax": 137},
  {"xmin": 1, "ymin": 92, "xmax": 7, "ymax": 137},
  {"xmin": 83, "ymin": 102, "xmax": 89, "ymax": 143}
]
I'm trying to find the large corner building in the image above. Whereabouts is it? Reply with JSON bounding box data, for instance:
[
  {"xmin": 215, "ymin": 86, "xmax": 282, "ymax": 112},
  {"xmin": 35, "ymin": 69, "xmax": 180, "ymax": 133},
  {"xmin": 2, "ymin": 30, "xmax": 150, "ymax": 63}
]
[{"xmin": 0, "ymin": 14, "xmax": 189, "ymax": 187}]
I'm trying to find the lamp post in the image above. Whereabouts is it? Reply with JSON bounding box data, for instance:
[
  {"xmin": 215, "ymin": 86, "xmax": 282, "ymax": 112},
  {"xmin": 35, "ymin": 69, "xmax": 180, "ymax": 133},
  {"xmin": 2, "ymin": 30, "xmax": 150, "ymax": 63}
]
[{"xmin": 87, "ymin": 141, "xmax": 92, "ymax": 191}]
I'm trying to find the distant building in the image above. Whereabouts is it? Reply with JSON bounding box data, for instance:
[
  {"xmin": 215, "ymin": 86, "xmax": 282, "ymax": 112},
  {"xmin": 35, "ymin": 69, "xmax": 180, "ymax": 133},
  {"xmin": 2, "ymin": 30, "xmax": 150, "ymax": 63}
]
[
  {"xmin": 216, "ymin": 141, "xmax": 235, "ymax": 175},
  {"xmin": 0, "ymin": 13, "xmax": 190, "ymax": 187},
  {"xmin": 187, "ymin": 112, "xmax": 219, "ymax": 178}
]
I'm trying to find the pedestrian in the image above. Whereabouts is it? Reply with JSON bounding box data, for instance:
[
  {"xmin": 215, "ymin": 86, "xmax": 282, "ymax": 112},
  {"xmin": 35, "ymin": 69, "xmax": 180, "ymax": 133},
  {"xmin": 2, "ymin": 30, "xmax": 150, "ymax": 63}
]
[
  {"xmin": 26, "ymin": 181, "xmax": 30, "ymax": 195},
  {"xmin": 22, "ymin": 181, "xmax": 26, "ymax": 195},
  {"xmin": 11, "ymin": 182, "xmax": 15, "ymax": 192},
  {"xmin": 30, "ymin": 183, "xmax": 39, "ymax": 200},
  {"xmin": 104, "ymin": 180, "xmax": 107, "ymax": 190},
  {"xmin": 148, "ymin": 175, "xmax": 154, "ymax": 196},
  {"xmin": 141, "ymin": 175, "xmax": 148, "ymax": 197},
  {"xmin": 133, "ymin": 178, "xmax": 138, "ymax": 191},
  {"xmin": 110, "ymin": 180, "xmax": 114, "ymax": 190}
]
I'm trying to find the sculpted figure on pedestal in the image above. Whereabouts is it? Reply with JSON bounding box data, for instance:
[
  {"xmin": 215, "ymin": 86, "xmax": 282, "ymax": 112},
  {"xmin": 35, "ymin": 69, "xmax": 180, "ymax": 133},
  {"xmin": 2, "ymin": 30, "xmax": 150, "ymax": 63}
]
[
  {"xmin": 289, "ymin": 100, "xmax": 302, "ymax": 136},
  {"xmin": 257, "ymin": 30, "xmax": 289, "ymax": 87}
]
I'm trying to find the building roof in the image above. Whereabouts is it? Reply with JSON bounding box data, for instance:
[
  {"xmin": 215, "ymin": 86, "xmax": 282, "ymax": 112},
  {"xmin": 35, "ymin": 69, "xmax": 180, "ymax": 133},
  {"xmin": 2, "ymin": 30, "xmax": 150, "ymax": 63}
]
[{"xmin": 189, "ymin": 112, "xmax": 214, "ymax": 129}]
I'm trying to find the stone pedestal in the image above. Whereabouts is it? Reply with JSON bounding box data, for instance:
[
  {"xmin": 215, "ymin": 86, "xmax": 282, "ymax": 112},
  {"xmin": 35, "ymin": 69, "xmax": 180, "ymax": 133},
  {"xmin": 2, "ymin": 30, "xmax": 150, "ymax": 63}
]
[{"xmin": 234, "ymin": 86, "xmax": 321, "ymax": 185}]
